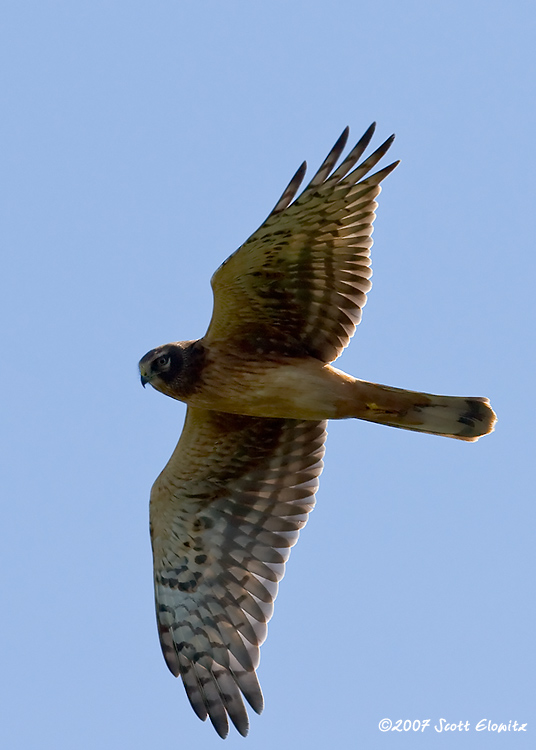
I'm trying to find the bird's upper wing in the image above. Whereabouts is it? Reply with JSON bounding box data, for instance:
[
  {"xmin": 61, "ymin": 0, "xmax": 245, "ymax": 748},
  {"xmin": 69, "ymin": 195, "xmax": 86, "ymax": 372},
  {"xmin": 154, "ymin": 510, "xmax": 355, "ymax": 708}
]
[
  {"xmin": 150, "ymin": 406, "xmax": 326, "ymax": 738},
  {"xmin": 205, "ymin": 124, "xmax": 398, "ymax": 362}
]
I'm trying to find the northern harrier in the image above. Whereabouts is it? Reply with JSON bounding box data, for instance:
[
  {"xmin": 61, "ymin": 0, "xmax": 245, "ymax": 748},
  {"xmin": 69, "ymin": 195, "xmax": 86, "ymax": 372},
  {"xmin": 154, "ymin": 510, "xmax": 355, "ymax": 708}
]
[{"xmin": 139, "ymin": 125, "xmax": 496, "ymax": 737}]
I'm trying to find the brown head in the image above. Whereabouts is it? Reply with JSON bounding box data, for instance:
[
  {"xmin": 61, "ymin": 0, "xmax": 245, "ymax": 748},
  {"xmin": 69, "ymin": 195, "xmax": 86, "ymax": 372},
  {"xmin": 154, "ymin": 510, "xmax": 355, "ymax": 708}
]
[{"xmin": 139, "ymin": 340, "xmax": 204, "ymax": 401}]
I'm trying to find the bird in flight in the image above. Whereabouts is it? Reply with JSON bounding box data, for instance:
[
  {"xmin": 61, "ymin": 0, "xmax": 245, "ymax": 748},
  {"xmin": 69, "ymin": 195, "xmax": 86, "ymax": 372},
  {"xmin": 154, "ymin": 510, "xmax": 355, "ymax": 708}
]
[{"xmin": 139, "ymin": 124, "xmax": 496, "ymax": 738}]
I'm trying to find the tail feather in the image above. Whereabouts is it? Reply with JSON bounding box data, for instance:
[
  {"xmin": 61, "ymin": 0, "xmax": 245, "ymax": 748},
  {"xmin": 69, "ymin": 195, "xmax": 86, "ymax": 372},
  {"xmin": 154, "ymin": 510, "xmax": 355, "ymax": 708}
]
[{"xmin": 355, "ymin": 383, "xmax": 496, "ymax": 441}]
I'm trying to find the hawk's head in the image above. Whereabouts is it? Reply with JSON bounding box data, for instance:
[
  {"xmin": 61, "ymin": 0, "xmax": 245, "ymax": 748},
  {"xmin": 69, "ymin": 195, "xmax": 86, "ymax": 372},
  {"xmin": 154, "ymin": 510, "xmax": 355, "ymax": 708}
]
[{"xmin": 139, "ymin": 341, "xmax": 204, "ymax": 401}]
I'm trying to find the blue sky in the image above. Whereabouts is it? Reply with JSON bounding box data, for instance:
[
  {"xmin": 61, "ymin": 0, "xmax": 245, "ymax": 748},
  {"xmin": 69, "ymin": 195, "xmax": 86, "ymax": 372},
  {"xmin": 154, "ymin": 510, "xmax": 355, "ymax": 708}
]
[{"xmin": 1, "ymin": 1, "xmax": 534, "ymax": 747}]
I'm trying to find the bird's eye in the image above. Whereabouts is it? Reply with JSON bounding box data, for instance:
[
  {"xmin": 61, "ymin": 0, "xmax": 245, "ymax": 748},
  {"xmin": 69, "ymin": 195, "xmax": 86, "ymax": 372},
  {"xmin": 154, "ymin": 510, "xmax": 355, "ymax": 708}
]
[{"xmin": 156, "ymin": 355, "xmax": 169, "ymax": 368}]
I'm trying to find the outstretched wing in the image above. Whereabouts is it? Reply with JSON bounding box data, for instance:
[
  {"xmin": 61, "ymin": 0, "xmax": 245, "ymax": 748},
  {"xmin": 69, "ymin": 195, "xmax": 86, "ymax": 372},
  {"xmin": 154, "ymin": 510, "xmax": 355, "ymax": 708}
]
[
  {"xmin": 150, "ymin": 407, "xmax": 327, "ymax": 738},
  {"xmin": 205, "ymin": 124, "xmax": 399, "ymax": 362}
]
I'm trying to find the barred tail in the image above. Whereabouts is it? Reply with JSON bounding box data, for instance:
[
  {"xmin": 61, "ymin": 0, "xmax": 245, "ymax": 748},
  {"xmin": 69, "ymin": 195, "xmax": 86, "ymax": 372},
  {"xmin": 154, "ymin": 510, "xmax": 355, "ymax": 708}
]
[{"xmin": 353, "ymin": 382, "xmax": 497, "ymax": 441}]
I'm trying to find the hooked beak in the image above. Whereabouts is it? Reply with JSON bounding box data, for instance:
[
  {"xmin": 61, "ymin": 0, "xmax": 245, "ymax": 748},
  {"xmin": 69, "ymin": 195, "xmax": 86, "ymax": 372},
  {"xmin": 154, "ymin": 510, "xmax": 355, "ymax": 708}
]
[{"xmin": 139, "ymin": 365, "xmax": 151, "ymax": 388}]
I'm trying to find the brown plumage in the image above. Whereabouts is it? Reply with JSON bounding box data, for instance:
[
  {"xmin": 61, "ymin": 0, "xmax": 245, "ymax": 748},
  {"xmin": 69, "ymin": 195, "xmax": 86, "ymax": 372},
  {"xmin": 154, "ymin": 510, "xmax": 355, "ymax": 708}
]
[{"xmin": 139, "ymin": 124, "xmax": 496, "ymax": 738}]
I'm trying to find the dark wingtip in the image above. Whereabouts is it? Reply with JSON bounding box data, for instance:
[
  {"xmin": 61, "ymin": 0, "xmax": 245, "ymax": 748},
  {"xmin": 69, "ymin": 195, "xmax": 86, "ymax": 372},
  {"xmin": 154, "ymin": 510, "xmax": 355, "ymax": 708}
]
[
  {"xmin": 334, "ymin": 125, "xmax": 350, "ymax": 150},
  {"xmin": 236, "ymin": 721, "xmax": 250, "ymax": 738},
  {"xmin": 296, "ymin": 160, "xmax": 307, "ymax": 180},
  {"xmin": 213, "ymin": 721, "xmax": 229, "ymax": 740},
  {"xmin": 359, "ymin": 122, "xmax": 377, "ymax": 149},
  {"xmin": 268, "ymin": 159, "xmax": 307, "ymax": 215},
  {"xmin": 379, "ymin": 159, "xmax": 401, "ymax": 179}
]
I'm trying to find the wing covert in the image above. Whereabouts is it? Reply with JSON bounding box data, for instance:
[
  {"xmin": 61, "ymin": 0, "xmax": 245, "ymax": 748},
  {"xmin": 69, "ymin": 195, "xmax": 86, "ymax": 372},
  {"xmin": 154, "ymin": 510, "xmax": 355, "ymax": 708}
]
[
  {"xmin": 150, "ymin": 407, "xmax": 327, "ymax": 738},
  {"xmin": 206, "ymin": 124, "xmax": 398, "ymax": 362}
]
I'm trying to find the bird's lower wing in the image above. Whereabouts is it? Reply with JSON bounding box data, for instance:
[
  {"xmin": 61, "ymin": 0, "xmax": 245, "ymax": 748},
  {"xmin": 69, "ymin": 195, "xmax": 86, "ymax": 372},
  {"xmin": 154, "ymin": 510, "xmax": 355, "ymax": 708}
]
[{"xmin": 150, "ymin": 407, "xmax": 327, "ymax": 738}]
